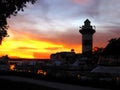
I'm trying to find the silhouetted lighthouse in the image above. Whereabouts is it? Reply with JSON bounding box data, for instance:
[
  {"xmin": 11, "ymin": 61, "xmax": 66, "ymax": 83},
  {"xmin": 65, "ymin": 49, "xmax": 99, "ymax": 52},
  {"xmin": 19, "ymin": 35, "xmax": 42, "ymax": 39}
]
[{"xmin": 79, "ymin": 19, "xmax": 96, "ymax": 55}]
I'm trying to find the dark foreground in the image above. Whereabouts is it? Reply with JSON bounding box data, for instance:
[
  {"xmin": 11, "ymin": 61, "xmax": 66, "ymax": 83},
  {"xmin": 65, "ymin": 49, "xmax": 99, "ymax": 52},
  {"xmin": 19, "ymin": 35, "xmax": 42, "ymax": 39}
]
[
  {"xmin": 0, "ymin": 71, "xmax": 120, "ymax": 90},
  {"xmin": 0, "ymin": 78, "xmax": 57, "ymax": 90}
]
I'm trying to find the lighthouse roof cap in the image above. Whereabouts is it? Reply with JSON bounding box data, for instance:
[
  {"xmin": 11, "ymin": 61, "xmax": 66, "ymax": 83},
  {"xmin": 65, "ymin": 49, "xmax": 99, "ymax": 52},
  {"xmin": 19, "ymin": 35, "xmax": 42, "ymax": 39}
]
[{"xmin": 84, "ymin": 19, "xmax": 91, "ymax": 24}]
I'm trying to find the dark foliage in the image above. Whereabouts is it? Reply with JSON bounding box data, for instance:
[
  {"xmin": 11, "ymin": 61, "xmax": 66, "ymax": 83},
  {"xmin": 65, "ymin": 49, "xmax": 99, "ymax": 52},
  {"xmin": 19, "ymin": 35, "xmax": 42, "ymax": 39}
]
[
  {"xmin": 0, "ymin": 0, "xmax": 36, "ymax": 44},
  {"xmin": 103, "ymin": 38, "xmax": 120, "ymax": 55},
  {"xmin": 93, "ymin": 47, "xmax": 104, "ymax": 55}
]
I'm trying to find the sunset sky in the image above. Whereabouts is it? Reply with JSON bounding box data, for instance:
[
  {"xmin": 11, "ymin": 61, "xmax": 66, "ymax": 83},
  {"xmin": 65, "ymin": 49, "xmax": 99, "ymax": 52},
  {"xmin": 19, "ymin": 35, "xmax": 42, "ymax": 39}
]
[{"xmin": 0, "ymin": 0, "xmax": 120, "ymax": 59}]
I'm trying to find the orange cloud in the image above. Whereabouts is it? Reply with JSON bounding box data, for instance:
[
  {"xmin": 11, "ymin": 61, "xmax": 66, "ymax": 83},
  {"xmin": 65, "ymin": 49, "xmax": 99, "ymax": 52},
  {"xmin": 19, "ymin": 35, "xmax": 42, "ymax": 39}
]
[{"xmin": 33, "ymin": 52, "xmax": 50, "ymax": 59}]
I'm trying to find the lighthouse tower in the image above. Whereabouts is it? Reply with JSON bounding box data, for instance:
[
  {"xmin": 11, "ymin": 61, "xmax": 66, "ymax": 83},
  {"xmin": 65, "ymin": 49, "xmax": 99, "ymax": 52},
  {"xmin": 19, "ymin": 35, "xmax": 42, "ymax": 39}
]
[{"xmin": 79, "ymin": 19, "xmax": 96, "ymax": 55}]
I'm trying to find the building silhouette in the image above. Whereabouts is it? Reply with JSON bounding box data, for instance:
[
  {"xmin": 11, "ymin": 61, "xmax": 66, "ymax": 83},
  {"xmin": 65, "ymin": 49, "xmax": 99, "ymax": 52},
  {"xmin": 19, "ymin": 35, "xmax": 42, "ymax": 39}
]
[{"xmin": 79, "ymin": 19, "xmax": 96, "ymax": 55}]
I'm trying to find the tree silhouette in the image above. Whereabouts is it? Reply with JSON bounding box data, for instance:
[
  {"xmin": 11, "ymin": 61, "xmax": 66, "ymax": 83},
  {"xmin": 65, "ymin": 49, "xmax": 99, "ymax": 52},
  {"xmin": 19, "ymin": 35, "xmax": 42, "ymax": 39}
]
[
  {"xmin": 0, "ymin": 0, "xmax": 37, "ymax": 44},
  {"xmin": 103, "ymin": 38, "xmax": 120, "ymax": 55},
  {"xmin": 93, "ymin": 47, "xmax": 104, "ymax": 55}
]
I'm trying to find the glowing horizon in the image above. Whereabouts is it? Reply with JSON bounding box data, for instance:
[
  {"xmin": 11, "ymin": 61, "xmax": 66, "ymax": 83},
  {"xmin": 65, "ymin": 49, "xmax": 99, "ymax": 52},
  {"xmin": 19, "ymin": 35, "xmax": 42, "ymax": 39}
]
[
  {"xmin": 0, "ymin": 0, "xmax": 119, "ymax": 59},
  {"xmin": 0, "ymin": 29, "xmax": 82, "ymax": 59}
]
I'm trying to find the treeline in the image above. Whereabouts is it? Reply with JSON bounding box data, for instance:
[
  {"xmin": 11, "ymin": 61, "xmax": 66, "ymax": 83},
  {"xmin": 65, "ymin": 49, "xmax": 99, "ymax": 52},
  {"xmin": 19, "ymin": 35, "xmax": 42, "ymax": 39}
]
[
  {"xmin": 94, "ymin": 37, "xmax": 120, "ymax": 55},
  {"xmin": 103, "ymin": 38, "xmax": 120, "ymax": 55}
]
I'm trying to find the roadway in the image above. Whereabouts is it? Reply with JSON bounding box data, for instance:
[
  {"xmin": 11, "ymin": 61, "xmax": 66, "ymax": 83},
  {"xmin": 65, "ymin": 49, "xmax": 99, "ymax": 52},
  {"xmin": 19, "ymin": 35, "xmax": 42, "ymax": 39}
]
[{"xmin": 0, "ymin": 76, "xmax": 109, "ymax": 90}]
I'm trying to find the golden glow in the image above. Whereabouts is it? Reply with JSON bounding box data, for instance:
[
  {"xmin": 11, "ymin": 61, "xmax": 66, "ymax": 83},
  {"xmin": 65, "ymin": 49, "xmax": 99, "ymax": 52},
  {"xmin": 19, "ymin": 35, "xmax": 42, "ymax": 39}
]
[
  {"xmin": 37, "ymin": 69, "xmax": 47, "ymax": 75},
  {"xmin": 10, "ymin": 64, "xmax": 15, "ymax": 71},
  {"xmin": 0, "ymin": 30, "xmax": 82, "ymax": 59},
  {"xmin": 0, "ymin": 39, "xmax": 63, "ymax": 58}
]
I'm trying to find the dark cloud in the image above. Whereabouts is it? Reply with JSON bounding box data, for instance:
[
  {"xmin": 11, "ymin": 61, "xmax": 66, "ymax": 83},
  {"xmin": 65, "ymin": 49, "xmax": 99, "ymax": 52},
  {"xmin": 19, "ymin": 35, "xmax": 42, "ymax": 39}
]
[
  {"xmin": 55, "ymin": 30, "xmax": 81, "ymax": 47},
  {"xmin": 16, "ymin": 47, "xmax": 37, "ymax": 50},
  {"xmin": 28, "ymin": 0, "xmax": 50, "ymax": 15},
  {"xmin": 33, "ymin": 28, "xmax": 82, "ymax": 48},
  {"xmin": 101, "ymin": 25, "xmax": 120, "ymax": 34},
  {"xmin": 34, "ymin": 0, "xmax": 53, "ymax": 23},
  {"xmin": 45, "ymin": 47, "xmax": 60, "ymax": 51},
  {"xmin": 85, "ymin": 0, "xmax": 102, "ymax": 16},
  {"xmin": 69, "ymin": 0, "xmax": 102, "ymax": 18},
  {"xmin": 8, "ymin": 14, "xmax": 38, "ymax": 28}
]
